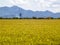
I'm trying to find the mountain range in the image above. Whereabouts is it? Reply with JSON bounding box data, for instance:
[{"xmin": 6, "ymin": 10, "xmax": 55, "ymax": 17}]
[{"xmin": 0, "ymin": 6, "xmax": 60, "ymax": 18}]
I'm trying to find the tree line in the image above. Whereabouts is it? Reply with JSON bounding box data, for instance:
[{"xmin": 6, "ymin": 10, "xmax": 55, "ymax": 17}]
[{"xmin": 0, "ymin": 17, "xmax": 60, "ymax": 19}]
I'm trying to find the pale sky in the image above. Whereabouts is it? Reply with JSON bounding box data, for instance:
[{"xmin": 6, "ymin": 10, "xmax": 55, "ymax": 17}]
[{"xmin": 0, "ymin": 0, "xmax": 60, "ymax": 12}]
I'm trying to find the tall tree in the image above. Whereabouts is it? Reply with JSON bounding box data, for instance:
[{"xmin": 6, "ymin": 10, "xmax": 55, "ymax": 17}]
[{"xmin": 19, "ymin": 13, "xmax": 22, "ymax": 18}]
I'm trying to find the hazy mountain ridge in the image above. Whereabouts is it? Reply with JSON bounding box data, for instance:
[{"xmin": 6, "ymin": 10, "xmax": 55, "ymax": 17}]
[{"xmin": 0, "ymin": 6, "xmax": 60, "ymax": 18}]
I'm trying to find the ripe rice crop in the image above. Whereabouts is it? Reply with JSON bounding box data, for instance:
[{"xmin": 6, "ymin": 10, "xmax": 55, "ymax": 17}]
[{"xmin": 0, "ymin": 19, "xmax": 60, "ymax": 45}]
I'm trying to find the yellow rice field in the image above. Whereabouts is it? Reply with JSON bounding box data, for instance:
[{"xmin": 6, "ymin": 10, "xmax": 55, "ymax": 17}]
[{"xmin": 0, "ymin": 19, "xmax": 60, "ymax": 45}]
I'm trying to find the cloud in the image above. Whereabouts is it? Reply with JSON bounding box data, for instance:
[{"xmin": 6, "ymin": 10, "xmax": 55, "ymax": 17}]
[
  {"xmin": 0, "ymin": 0, "xmax": 15, "ymax": 7},
  {"xmin": 0, "ymin": 0, "xmax": 60, "ymax": 12},
  {"xmin": 47, "ymin": 0, "xmax": 60, "ymax": 12},
  {"xmin": 12, "ymin": 0, "xmax": 49, "ymax": 11}
]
